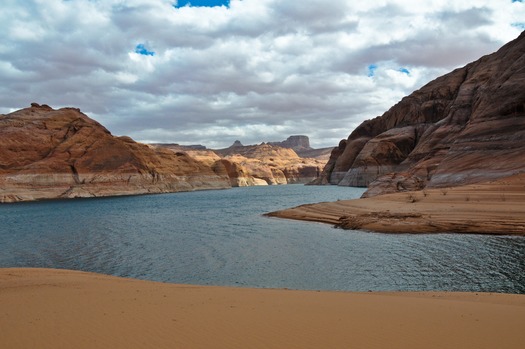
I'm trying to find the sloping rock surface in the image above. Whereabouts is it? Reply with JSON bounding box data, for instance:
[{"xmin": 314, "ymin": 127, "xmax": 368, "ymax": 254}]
[
  {"xmin": 215, "ymin": 143, "xmax": 324, "ymax": 185},
  {"xmin": 0, "ymin": 104, "xmax": 230, "ymax": 202},
  {"xmin": 316, "ymin": 31, "xmax": 525, "ymax": 197},
  {"xmin": 268, "ymin": 135, "xmax": 332, "ymax": 159},
  {"xmin": 154, "ymin": 141, "xmax": 326, "ymax": 186}
]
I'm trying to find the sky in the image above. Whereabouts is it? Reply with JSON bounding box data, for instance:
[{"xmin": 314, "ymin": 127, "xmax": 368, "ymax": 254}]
[{"xmin": 1, "ymin": 1, "xmax": 524, "ymax": 149}]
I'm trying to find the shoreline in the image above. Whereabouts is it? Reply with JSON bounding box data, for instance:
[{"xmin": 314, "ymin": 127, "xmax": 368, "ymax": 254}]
[
  {"xmin": 2, "ymin": 268, "xmax": 525, "ymax": 349},
  {"xmin": 267, "ymin": 173, "xmax": 525, "ymax": 235}
]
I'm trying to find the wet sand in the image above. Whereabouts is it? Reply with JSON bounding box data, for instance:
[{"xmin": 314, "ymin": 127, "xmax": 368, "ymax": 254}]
[
  {"xmin": 1, "ymin": 268, "xmax": 525, "ymax": 349},
  {"xmin": 268, "ymin": 174, "xmax": 525, "ymax": 234}
]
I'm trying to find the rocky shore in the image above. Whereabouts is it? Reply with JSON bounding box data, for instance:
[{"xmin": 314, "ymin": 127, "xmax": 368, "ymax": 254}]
[
  {"xmin": 268, "ymin": 173, "xmax": 525, "ymax": 234},
  {"xmin": 269, "ymin": 33, "xmax": 525, "ymax": 235}
]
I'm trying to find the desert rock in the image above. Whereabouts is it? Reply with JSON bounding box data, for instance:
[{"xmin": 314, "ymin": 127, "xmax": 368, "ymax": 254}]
[
  {"xmin": 215, "ymin": 143, "xmax": 324, "ymax": 186},
  {"xmin": 318, "ymin": 31, "xmax": 525, "ymax": 197},
  {"xmin": 0, "ymin": 104, "xmax": 231, "ymax": 202},
  {"xmin": 268, "ymin": 173, "xmax": 525, "ymax": 235}
]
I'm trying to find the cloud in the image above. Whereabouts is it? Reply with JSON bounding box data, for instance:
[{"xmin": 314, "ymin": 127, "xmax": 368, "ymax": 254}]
[{"xmin": 1, "ymin": 0, "xmax": 524, "ymax": 149}]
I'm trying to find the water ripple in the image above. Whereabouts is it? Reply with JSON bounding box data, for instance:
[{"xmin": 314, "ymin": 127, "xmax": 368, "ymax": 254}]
[{"xmin": 1, "ymin": 186, "xmax": 525, "ymax": 293}]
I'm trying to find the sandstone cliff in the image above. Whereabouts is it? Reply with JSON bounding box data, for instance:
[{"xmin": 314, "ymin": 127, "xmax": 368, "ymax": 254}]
[
  {"xmin": 214, "ymin": 142, "xmax": 324, "ymax": 186},
  {"xmin": 317, "ymin": 31, "xmax": 525, "ymax": 197},
  {"xmin": 0, "ymin": 104, "xmax": 231, "ymax": 202},
  {"xmin": 268, "ymin": 135, "xmax": 333, "ymax": 159},
  {"xmin": 152, "ymin": 138, "xmax": 327, "ymax": 187}
]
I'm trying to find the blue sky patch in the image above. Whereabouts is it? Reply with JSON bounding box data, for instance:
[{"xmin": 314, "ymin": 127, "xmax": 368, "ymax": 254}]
[
  {"xmin": 511, "ymin": 0, "xmax": 523, "ymax": 3},
  {"xmin": 367, "ymin": 64, "xmax": 377, "ymax": 77},
  {"xmin": 135, "ymin": 44, "xmax": 155, "ymax": 56},
  {"xmin": 399, "ymin": 68, "xmax": 410, "ymax": 75},
  {"xmin": 511, "ymin": 22, "xmax": 525, "ymax": 29},
  {"xmin": 174, "ymin": 0, "xmax": 230, "ymax": 8}
]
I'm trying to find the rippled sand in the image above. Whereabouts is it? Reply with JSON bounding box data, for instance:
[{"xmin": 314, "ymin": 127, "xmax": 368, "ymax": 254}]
[
  {"xmin": 1, "ymin": 268, "xmax": 525, "ymax": 349},
  {"xmin": 268, "ymin": 174, "xmax": 525, "ymax": 234}
]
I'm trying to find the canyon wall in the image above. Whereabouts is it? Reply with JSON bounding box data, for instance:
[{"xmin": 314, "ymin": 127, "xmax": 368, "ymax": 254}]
[{"xmin": 316, "ymin": 31, "xmax": 525, "ymax": 197}]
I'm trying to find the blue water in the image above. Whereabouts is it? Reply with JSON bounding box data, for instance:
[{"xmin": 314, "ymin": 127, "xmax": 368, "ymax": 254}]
[{"xmin": 1, "ymin": 185, "xmax": 525, "ymax": 293}]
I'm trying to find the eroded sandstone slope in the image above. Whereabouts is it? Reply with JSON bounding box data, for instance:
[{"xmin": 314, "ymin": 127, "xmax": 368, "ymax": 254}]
[
  {"xmin": 153, "ymin": 140, "xmax": 326, "ymax": 186},
  {"xmin": 316, "ymin": 31, "xmax": 525, "ymax": 197},
  {"xmin": 0, "ymin": 104, "xmax": 230, "ymax": 202},
  {"xmin": 214, "ymin": 142, "xmax": 325, "ymax": 186}
]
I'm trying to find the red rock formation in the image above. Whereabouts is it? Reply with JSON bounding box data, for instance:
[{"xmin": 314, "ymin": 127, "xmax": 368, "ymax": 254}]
[
  {"xmin": 319, "ymin": 31, "xmax": 525, "ymax": 197},
  {"xmin": 215, "ymin": 143, "xmax": 325, "ymax": 185},
  {"xmin": 154, "ymin": 141, "xmax": 326, "ymax": 186},
  {"xmin": 213, "ymin": 159, "xmax": 264, "ymax": 187},
  {"xmin": 0, "ymin": 104, "xmax": 231, "ymax": 202}
]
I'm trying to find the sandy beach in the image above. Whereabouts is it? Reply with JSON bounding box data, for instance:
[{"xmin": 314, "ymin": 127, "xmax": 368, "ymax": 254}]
[
  {"xmin": 268, "ymin": 173, "xmax": 525, "ymax": 234},
  {"xmin": 1, "ymin": 268, "xmax": 524, "ymax": 349}
]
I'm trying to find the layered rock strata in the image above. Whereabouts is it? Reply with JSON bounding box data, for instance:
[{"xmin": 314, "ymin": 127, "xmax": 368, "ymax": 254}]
[
  {"xmin": 0, "ymin": 104, "xmax": 230, "ymax": 202},
  {"xmin": 153, "ymin": 143, "xmax": 325, "ymax": 186},
  {"xmin": 268, "ymin": 173, "xmax": 525, "ymax": 235},
  {"xmin": 316, "ymin": 31, "xmax": 525, "ymax": 197},
  {"xmin": 268, "ymin": 135, "xmax": 333, "ymax": 159},
  {"xmin": 214, "ymin": 142, "xmax": 324, "ymax": 186}
]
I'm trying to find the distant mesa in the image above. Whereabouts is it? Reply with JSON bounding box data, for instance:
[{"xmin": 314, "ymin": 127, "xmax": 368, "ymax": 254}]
[
  {"xmin": 150, "ymin": 143, "xmax": 207, "ymax": 151},
  {"xmin": 269, "ymin": 135, "xmax": 311, "ymax": 151},
  {"xmin": 315, "ymin": 31, "xmax": 525, "ymax": 197},
  {"xmin": 223, "ymin": 135, "xmax": 311, "ymax": 152}
]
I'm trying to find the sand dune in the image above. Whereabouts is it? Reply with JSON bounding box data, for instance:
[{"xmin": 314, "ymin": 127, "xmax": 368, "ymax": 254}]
[
  {"xmin": 1, "ymin": 268, "xmax": 525, "ymax": 349},
  {"xmin": 268, "ymin": 173, "xmax": 525, "ymax": 234}
]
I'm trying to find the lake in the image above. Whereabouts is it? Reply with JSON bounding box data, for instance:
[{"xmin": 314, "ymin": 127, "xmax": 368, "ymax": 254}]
[{"xmin": 1, "ymin": 185, "xmax": 524, "ymax": 293}]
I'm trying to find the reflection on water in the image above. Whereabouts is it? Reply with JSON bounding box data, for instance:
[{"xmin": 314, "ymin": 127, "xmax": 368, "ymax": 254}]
[{"xmin": 1, "ymin": 185, "xmax": 525, "ymax": 293}]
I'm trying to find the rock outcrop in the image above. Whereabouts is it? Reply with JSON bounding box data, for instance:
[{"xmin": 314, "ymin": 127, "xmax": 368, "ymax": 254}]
[
  {"xmin": 150, "ymin": 143, "xmax": 207, "ymax": 150},
  {"xmin": 268, "ymin": 135, "xmax": 332, "ymax": 159},
  {"xmin": 0, "ymin": 104, "xmax": 231, "ymax": 202},
  {"xmin": 317, "ymin": 31, "xmax": 525, "ymax": 197},
  {"xmin": 153, "ymin": 138, "xmax": 328, "ymax": 187},
  {"xmin": 268, "ymin": 173, "xmax": 525, "ymax": 235},
  {"xmin": 214, "ymin": 143, "xmax": 324, "ymax": 186},
  {"xmin": 269, "ymin": 135, "xmax": 311, "ymax": 151}
]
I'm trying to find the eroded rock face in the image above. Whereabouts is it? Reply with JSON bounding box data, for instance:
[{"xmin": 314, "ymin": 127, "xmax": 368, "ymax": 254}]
[
  {"xmin": 269, "ymin": 135, "xmax": 311, "ymax": 151},
  {"xmin": 213, "ymin": 159, "xmax": 265, "ymax": 187},
  {"xmin": 0, "ymin": 104, "xmax": 231, "ymax": 202},
  {"xmin": 215, "ymin": 144, "xmax": 324, "ymax": 185},
  {"xmin": 268, "ymin": 135, "xmax": 332, "ymax": 159},
  {"xmin": 321, "ymin": 31, "xmax": 525, "ymax": 197},
  {"xmin": 154, "ymin": 137, "xmax": 328, "ymax": 186}
]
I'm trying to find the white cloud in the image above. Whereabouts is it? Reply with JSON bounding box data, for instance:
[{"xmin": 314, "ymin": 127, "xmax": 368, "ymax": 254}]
[{"xmin": 1, "ymin": 0, "xmax": 523, "ymax": 149}]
